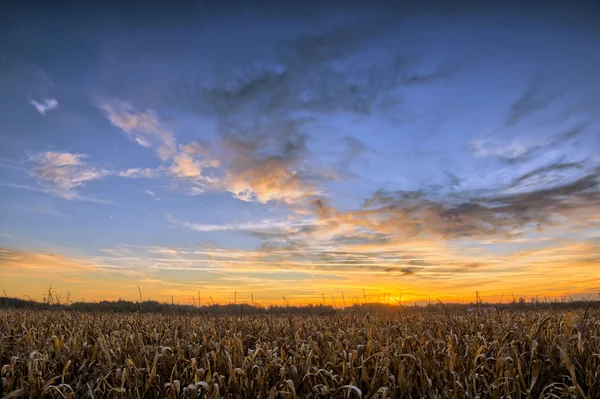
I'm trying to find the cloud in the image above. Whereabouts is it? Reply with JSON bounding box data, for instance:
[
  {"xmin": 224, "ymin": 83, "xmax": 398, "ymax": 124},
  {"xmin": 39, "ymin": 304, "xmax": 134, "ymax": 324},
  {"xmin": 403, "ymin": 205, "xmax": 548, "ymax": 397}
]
[
  {"xmin": 100, "ymin": 100, "xmax": 177, "ymax": 161},
  {"xmin": 106, "ymin": 233, "xmax": 600, "ymax": 299},
  {"xmin": 171, "ymin": 21, "xmax": 457, "ymax": 204},
  {"xmin": 98, "ymin": 99, "xmax": 327, "ymax": 204},
  {"xmin": 506, "ymin": 78, "xmax": 557, "ymax": 126},
  {"xmin": 0, "ymin": 182, "xmax": 116, "ymax": 204},
  {"xmin": 0, "ymin": 156, "xmax": 30, "ymax": 173},
  {"xmin": 107, "ymin": 242, "xmax": 454, "ymax": 276},
  {"xmin": 170, "ymin": 153, "xmax": 203, "ymax": 178},
  {"xmin": 508, "ymin": 161, "xmax": 585, "ymax": 190},
  {"xmin": 470, "ymin": 138, "xmax": 539, "ymax": 161},
  {"xmin": 168, "ymin": 200, "xmax": 505, "ymax": 280},
  {"xmin": 21, "ymin": 104, "xmax": 227, "ymax": 200},
  {"xmin": 22, "ymin": 151, "xmax": 169, "ymax": 201},
  {"xmin": 216, "ymin": 122, "xmax": 328, "ymax": 204},
  {"xmin": 0, "ymin": 248, "xmax": 125, "ymax": 272},
  {"xmin": 195, "ymin": 162, "xmax": 599, "ymax": 277},
  {"xmin": 99, "ymin": 101, "xmax": 221, "ymax": 194},
  {"xmin": 142, "ymin": 190, "xmax": 162, "ymax": 200},
  {"xmin": 7, "ymin": 202, "xmax": 72, "ymax": 218},
  {"xmin": 116, "ymin": 167, "xmax": 165, "ymax": 179},
  {"xmin": 223, "ymin": 157, "xmax": 320, "ymax": 204},
  {"xmin": 0, "ymin": 248, "xmax": 145, "ymax": 302},
  {"xmin": 91, "ymin": 14, "xmax": 458, "ymax": 208},
  {"xmin": 29, "ymin": 98, "xmax": 58, "ymax": 115},
  {"xmin": 31, "ymin": 151, "xmax": 112, "ymax": 199},
  {"xmin": 5, "ymin": 234, "xmax": 600, "ymax": 304},
  {"xmin": 197, "ymin": 26, "xmax": 452, "ymax": 120},
  {"xmin": 169, "ymin": 214, "xmax": 316, "ymax": 234},
  {"xmin": 470, "ymin": 122, "xmax": 591, "ymax": 165},
  {"xmin": 356, "ymin": 168, "xmax": 600, "ymax": 240}
]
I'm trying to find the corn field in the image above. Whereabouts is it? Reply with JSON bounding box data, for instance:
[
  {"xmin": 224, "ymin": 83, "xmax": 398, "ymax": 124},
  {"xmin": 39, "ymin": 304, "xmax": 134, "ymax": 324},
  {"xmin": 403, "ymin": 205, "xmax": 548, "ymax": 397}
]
[{"xmin": 1, "ymin": 309, "xmax": 599, "ymax": 398}]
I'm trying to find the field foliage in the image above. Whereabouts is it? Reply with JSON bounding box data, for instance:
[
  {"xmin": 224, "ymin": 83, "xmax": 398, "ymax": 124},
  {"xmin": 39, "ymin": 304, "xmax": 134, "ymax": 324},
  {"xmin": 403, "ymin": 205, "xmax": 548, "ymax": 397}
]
[{"xmin": 1, "ymin": 309, "xmax": 600, "ymax": 398}]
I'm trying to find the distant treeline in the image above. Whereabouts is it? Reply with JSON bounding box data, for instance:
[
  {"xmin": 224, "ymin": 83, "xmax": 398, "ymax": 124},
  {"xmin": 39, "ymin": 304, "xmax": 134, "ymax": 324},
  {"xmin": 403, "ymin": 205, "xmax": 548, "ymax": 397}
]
[{"xmin": 2, "ymin": 296, "xmax": 599, "ymax": 315}]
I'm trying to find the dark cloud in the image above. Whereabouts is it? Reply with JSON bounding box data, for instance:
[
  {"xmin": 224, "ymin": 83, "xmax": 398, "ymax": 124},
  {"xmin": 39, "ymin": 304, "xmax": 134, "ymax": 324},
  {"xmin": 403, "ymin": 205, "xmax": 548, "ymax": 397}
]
[
  {"xmin": 501, "ymin": 125, "xmax": 588, "ymax": 165},
  {"xmin": 311, "ymin": 198, "xmax": 335, "ymax": 219},
  {"xmin": 277, "ymin": 24, "xmax": 377, "ymax": 67},
  {"xmin": 332, "ymin": 136, "xmax": 379, "ymax": 180},
  {"xmin": 183, "ymin": 20, "xmax": 419, "ymax": 203},
  {"xmin": 361, "ymin": 168, "xmax": 600, "ymax": 239},
  {"xmin": 509, "ymin": 161, "xmax": 585, "ymax": 188},
  {"xmin": 506, "ymin": 78, "xmax": 557, "ymax": 126},
  {"xmin": 249, "ymin": 243, "xmax": 443, "ymax": 275},
  {"xmin": 444, "ymin": 171, "xmax": 461, "ymax": 187},
  {"xmin": 177, "ymin": 16, "xmax": 457, "ymax": 193},
  {"xmin": 341, "ymin": 136, "xmax": 369, "ymax": 158}
]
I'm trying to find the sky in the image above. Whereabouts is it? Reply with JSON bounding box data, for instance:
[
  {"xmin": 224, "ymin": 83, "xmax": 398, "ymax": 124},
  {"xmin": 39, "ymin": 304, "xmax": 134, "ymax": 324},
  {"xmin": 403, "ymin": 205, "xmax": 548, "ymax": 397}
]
[{"xmin": 1, "ymin": 0, "xmax": 599, "ymax": 305}]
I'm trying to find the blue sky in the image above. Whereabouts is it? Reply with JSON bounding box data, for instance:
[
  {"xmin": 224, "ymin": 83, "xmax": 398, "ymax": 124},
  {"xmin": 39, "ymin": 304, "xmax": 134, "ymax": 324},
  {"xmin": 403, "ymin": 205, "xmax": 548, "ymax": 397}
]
[{"xmin": 1, "ymin": 0, "xmax": 599, "ymax": 304}]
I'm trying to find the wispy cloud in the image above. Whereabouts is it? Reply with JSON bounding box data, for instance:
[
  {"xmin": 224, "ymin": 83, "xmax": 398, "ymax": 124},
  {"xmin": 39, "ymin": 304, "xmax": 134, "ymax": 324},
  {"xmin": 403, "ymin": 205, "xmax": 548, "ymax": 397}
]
[
  {"xmin": 506, "ymin": 78, "xmax": 557, "ymax": 126},
  {"xmin": 18, "ymin": 151, "xmax": 163, "ymax": 202},
  {"xmin": 0, "ymin": 156, "xmax": 28, "ymax": 173},
  {"xmin": 34, "ymin": 152, "xmax": 108, "ymax": 189},
  {"xmin": 470, "ymin": 138, "xmax": 540, "ymax": 161},
  {"xmin": 6, "ymin": 202, "xmax": 72, "ymax": 218},
  {"xmin": 99, "ymin": 101, "xmax": 220, "ymax": 193},
  {"xmin": 116, "ymin": 167, "xmax": 165, "ymax": 179},
  {"xmin": 89, "ymin": 236, "xmax": 600, "ymax": 300},
  {"xmin": 100, "ymin": 100, "xmax": 177, "ymax": 161},
  {"xmin": 143, "ymin": 190, "xmax": 161, "ymax": 200},
  {"xmin": 30, "ymin": 151, "xmax": 112, "ymax": 200},
  {"xmin": 29, "ymin": 98, "xmax": 58, "ymax": 115},
  {"xmin": 3, "ymin": 234, "xmax": 599, "ymax": 304},
  {"xmin": 169, "ymin": 214, "xmax": 316, "ymax": 233},
  {"xmin": 0, "ymin": 248, "xmax": 127, "ymax": 272},
  {"xmin": 0, "ymin": 182, "xmax": 116, "ymax": 204}
]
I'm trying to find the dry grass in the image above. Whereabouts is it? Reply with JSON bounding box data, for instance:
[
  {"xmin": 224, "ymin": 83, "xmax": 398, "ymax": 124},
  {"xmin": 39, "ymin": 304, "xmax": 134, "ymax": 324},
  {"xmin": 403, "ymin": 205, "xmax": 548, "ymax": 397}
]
[{"xmin": 1, "ymin": 309, "xmax": 599, "ymax": 398}]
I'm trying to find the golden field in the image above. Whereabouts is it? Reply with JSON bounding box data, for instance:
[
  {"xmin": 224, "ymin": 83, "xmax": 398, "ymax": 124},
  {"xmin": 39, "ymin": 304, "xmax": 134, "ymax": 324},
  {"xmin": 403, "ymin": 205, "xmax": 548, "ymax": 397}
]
[{"xmin": 1, "ymin": 309, "xmax": 599, "ymax": 398}]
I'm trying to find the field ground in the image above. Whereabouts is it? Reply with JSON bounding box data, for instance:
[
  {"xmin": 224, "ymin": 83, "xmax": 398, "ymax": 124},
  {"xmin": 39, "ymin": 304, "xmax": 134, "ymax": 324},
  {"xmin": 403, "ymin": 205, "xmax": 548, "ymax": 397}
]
[{"xmin": 1, "ymin": 309, "xmax": 599, "ymax": 398}]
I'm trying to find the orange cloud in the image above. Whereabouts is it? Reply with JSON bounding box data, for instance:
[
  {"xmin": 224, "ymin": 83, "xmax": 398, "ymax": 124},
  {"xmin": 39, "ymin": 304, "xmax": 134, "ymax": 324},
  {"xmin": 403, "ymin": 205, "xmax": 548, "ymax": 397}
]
[{"xmin": 2, "ymin": 229, "xmax": 588, "ymax": 306}]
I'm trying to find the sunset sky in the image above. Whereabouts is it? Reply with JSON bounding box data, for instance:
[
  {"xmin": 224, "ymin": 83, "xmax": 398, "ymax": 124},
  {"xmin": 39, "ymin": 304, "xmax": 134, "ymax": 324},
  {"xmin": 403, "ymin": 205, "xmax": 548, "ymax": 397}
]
[{"xmin": 1, "ymin": 0, "xmax": 599, "ymax": 305}]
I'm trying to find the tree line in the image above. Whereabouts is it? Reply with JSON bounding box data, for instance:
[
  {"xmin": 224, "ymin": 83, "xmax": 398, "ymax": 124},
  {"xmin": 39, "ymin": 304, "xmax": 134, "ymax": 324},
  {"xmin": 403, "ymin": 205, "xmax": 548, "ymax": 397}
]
[{"xmin": 2, "ymin": 295, "xmax": 599, "ymax": 315}]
